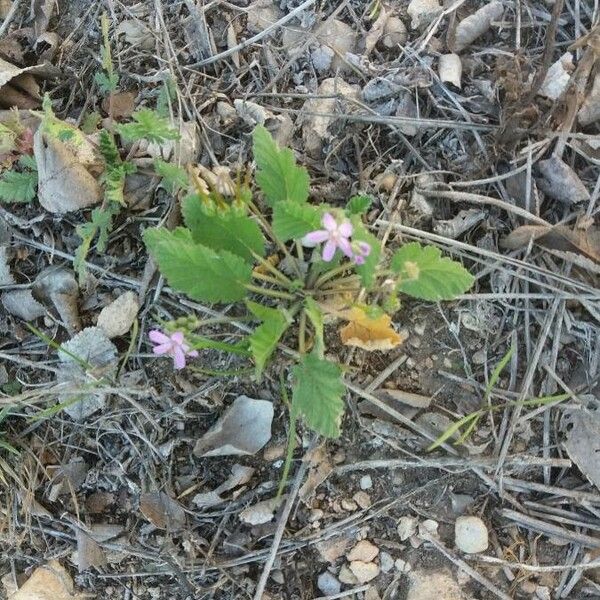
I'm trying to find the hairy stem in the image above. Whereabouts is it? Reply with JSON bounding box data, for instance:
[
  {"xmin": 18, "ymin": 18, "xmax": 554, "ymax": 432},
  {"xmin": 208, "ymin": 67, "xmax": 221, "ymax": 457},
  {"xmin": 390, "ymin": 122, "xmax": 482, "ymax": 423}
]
[{"xmin": 244, "ymin": 283, "xmax": 295, "ymax": 301}]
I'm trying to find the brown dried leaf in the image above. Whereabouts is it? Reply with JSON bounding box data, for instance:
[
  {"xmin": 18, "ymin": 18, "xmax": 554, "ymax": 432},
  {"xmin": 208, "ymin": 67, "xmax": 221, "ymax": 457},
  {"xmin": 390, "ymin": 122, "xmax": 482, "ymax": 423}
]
[
  {"xmin": 74, "ymin": 529, "xmax": 107, "ymax": 572},
  {"xmin": 30, "ymin": 0, "xmax": 54, "ymax": 36},
  {"xmin": 339, "ymin": 307, "xmax": 407, "ymax": 352},
  {"xmin": 140, "ymin": 491, "xmax": 186, "ymax": 531},
  {"xmin": 453, "ymin": 1, "xmax": 504, "ymax": 52},
  {"xmin": 10, "ymin": 560, "xmax": 86, "ymax": 600},
  {"xmin": 364, "ymin": 6, "xmax": 388, "ymax": 55},
  {"xmin": 101, "ymin": 91, "xmax": 137, "ymax": 119},
  {"xmin": 0, "ymin": 0, "xmax": 11, "ymax": 19},
  {"xmin": 299, "ymin": 445, "xmax": 332, "ymax": 503}
]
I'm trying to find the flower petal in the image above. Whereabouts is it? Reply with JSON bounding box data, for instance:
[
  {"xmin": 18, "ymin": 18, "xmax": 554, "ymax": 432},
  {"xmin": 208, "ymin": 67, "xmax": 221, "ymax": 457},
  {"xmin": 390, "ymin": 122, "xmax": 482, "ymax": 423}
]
[
  {"xmin": 187, "ymin": 350, "xmax": 199, "ymax": 358},
  {"xmin": 302, "ymin": 230, "xmax": 330, "ymax": 246},
  {"xmin": 338, "ymin": 237, "xmax": 354, "ymax": 258},
  {"xmin": 173, "ymin": 346, "xmax": 186, "ymax": 369},
  {"xmin": 149, "ymin": 330, "xmax": 170, "ymax": 344},
  {"xmin": 171, "ymin": 331, "xmax": 185, "ymax": 345},
  {"xmin": 354, "ymin": 255, "xmax": 365, "ymax": 265},
  {"xmin": 357, "ymin": 241, "xmax": 371, "ymax": 256},
  {"xmin": 338, "ymin": 220, "xmax": 353, "ymax": 237},
  {"xmin": 152, "ymin": 342, "xmax": 173, "ymax": 355},
  {"xmin": 322, "ymin": 212, "xmax": 337, "ymax": 231},
  {"xmin": 322, "ymin": 239, "xmax": 337, "ymax": 262}
]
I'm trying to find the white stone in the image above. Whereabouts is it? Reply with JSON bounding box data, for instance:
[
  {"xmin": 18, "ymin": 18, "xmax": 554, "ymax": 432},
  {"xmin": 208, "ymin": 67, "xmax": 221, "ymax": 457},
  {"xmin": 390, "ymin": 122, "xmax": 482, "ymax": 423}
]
[
  {"xmin": 349, "ymin": 560, "xmax": 380, "ymax": 583},
  {"xmin": 397, "ymin": 516, "xmax": 418, "ymax": 541},
  {"xmin": 379, "ymin": 551, "xmax": 394, "ymax": 573},
  {"xmin": 317, "ymin": 571, "xmax": 341, "ymax": 596},
  {"xmin": 347, "ymin": 540, "xmax": 379, "ymax": 562},
  {"xmin": 360, "ymin": 475, "xmax": 373, "ymax": 489},
  {"xmin": 454, "ymin": 516, "xmax": 489, "ymax": 554}
]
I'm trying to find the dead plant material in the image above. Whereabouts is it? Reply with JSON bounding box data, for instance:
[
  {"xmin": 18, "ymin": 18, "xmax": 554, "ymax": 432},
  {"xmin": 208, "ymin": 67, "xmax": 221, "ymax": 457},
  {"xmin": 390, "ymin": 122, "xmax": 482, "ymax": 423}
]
[
  {"xmin": 453, "ymin": 1, "xmax": 504, "ymax": 52},
  {"xmin": 139, "ymin": 491, "xmax": 186, "ymax": 531},
  {"xmin": 339, "ymin": 306, "xmax": 407, "ymax": 351},
  {"xmin": 9, "ymin": 560, "xmax": 86, "ymax": 600}
]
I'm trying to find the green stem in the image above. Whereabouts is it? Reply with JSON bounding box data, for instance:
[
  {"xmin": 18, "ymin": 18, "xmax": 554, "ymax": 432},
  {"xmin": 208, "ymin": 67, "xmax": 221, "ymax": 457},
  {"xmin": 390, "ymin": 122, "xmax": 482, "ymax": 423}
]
[
  {"xmin": 313, "ymin": 262, "xmax": 354, "ymax": 289},
  {"xmin": 244, "ymin": 283, "xmax": 295, "ymax": 301},
  {"xmin": 321, "ymin": 275, "xmax": 361, "ymax": 290},
  {"xmin": 250, "ymin": 250, "xmax": 295, "ymax": 288},
  {"xmin": 298, "ymin": 310, "xmax": 307, "ymax": 354},
  {"xmin": 252, "ymin": 271, "xmax": 292, "ymax": 288}
]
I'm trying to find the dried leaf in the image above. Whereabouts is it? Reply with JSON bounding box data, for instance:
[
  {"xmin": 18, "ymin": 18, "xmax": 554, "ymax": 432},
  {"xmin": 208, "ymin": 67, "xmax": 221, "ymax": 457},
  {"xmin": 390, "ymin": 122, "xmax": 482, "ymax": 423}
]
[
  {"xmin": 74, "ymin": 528, "xmax": 107, "ymax": 572},
  {"xmin": 96, "ymin": 291, "xmax": 139, "ymax": 339},
  {"xmin": 579, "ymin": 71, "xmax": 600, "ymax": 126},
  {"xmin": 299, "ymin": 445, "xmax": 332, "ymax": 503},
  {"xmin": 116, "ymin": 19, "xmax": 153, "ymax": 50},
  {"xmin": 501, "ymin": 223, "xmax": 600, "ymax": 265},
  {"xmin": 364, "ymin": 6, "xmax": 389, "ymax": 55},
  {"xmin": 239, "ymin": 496, "xmax": 282, "ymax": 525},
  {"xmin": 535, "ymin": 154, "xmax": 590, "ymax": 205},
  {"xmin": 30, "ymin": 0, "xmax": 54, "ymax": 36},
  {"xmin": 407, "ymin": 0, "xmax": 441, "ymax": 30},
  {"xmin": 32, "ymin": 267, "xmax": 81, "ymax": 334},
  {"xmin": 454, "ymin": 1, "xmax": 504, "ymax": 52},
  {"xmin": 139, "ymin": 491, "xmax": 186, "ymax": 530},
  {"xmin": 33, "ymin": 128, "xmax": 102, "ymax": 213},
  {"xmin": 192, "ymin": 464, "xmax": 255, "ymax": 508},
  {"xmin": 0, "ymin": 58, "xmax": 45, "ymax": 109},
  {"xmin": 193, "ymin": 395, "xmax": 273, "ymax": 457},
  {"xmin": 10, "ymin": 560, "xmax": 86, "ymax": 600},
  {"xmin": 0, "ymin": 0, "xmax": 11, "ymax": 19},
  {"xmin": 438, "ymin": 53, "xmax": 462, "ymax": 89},
  {"xmin": 101, "ymin": 91, "xmax": 137, "ymax": 119},
  {"xmin": 226, "ymin": 22, "xmax": 240, "ymax": 68},
  {"xmin": 563, "ymin": 407, "xmax": 600, "ymax": 491},
  {"xmin": 381, "ymin": 16, "xmax": 408, "ymax": 48},
  {"xmin": 1, "ymin": 290, "xmax": 46, "ymax": 320},
  {"xmin": 339, "ymin": 306, "xmax": 407, "ymax": 352},
  {"xmin": 314, "ymin": 18, "xmax": 357, "ymax": 71}
]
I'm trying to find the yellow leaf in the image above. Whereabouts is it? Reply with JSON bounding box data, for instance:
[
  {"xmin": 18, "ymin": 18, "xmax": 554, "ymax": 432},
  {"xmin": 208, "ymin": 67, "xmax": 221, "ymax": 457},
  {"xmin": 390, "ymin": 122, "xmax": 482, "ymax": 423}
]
[
  {"xmin": 10, "ymin": 560, "xmax": 86, "ymax": 600},
  {"xmin": 339, "ymin": 306, "xmax": 407, "ymax": 351}
]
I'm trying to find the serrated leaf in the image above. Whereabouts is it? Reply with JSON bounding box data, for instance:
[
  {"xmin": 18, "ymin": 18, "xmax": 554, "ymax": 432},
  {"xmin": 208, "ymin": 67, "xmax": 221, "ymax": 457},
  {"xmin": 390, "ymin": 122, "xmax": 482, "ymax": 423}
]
[
  {"xmin": 182, "ymin": 195, "xmax": 265, "ymax": 262},
  {"xmin": 352, "ymin": 220, "xmax": 380, "ymax": 289},
  {"xmin": 117, "ymin": 109, "xmax": 180, "ymax": 144},
  {"xmin": 391, "ymin": 242, "xmax": 474, "ymax": 301},
  {"xmin": 144, "ymin": 227, "xmax": 251, "ymax": 302},
  {"xmin": 346, "ymin": 194, "xmax": 372, "ymax": 215},
  {"xmin": 154, "ymin": 159, "xmax": 188, "ymax": 193},
  {"xmin": 253, "ymin": 125, "xmax": 309, "ymax": 206},
  {"xmin": 292, "ymin": 352, "xmax": 345, "ymax": 438},
  {"xmin": 0, "ymin": 169, "xmax": 37, "ymax": 203},
  {"xmin": 247, "ymin": 301, "xmax": 292, "ymax": 377},
  {"xmin": 272, "ymin": 201, "xmax": 322, "ymax": 242}
]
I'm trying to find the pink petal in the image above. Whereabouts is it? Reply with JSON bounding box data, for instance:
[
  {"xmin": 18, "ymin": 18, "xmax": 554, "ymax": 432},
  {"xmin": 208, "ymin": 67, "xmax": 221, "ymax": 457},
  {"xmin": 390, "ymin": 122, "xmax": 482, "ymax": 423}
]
[
  {"xmin": 338, "ymin": 220, "xmax": 353, "ymax": 237},
  {"xmin": 302, "ymin": 230, "xmax": 330, "ymax": 246},
  {"xmin": 357, "ymin": 241, "xmax": 371, "ymax": 256},
  {"xmin": 322, "ymin": 240, "xmax": 337, "ymax": 262},
  {"xmin": 149, "ymin": 330, "xmax": 170, "ymax": 344},
  {"xmin": 153, "ymin": 342, "xmax": 173, "ymax": 355},
  {"xmin": 173, "ymin": 346, "xmax": 186, "ymax": 369},
  {"xmin": 187, "ymin": 350, "xmax": 199, "ymax": 358},
  {"xmin": 338, "ymin": 237, "xmax": 354, "ymax": 258},
  {"xmin": 171, "ymin": 331, "xmax": 185, "ymax": 345},
  {"xmin": 322, "ymin": 212, "xmax": 337, "ymax": 231},
  {"xmin": 354, "ymin": 255, "xmax": 365, "ymax": 265}
]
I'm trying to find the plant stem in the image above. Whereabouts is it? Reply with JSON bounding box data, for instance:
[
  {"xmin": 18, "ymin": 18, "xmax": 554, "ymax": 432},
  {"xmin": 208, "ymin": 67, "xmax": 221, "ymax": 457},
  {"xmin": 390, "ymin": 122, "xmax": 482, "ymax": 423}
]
[
  {"xmin": 250, "ymin": 250, "xmax": 295, "ymax": 288},
  {"xmin": 298, "ymin": 310, "xmax": 307, "ymax": 354},
  {"xmin": 244, "ymin": 284, "xmax": 295, "ymax": 301},
  {"xmin": 317, "ymin": 287, "xmax": 361, "ymax": 296},
  {"xmin": 321, "ymin": 275, "xmax": 361, "ymax": 290},
  {"xmin": 252, "ymin": 271, "xmax": 292, "ymax": 288},
  {"xmin": 313, "ymin": 262, "xmax": 354, "ymax": 289}
]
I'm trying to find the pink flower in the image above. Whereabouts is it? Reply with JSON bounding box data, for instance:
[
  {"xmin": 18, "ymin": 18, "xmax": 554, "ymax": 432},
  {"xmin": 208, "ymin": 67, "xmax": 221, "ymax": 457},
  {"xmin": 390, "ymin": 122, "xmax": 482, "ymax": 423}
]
[
  {"xmin": 302, "ymin": 212, "xmax": 354, "ymax": 262},
  {"xmin": 352, "ymin": 241, "xmax": 372, "ymax": 265},
  {"xmin": 149, "ymin": 330, "xmax": 198, "ymax": 370}
]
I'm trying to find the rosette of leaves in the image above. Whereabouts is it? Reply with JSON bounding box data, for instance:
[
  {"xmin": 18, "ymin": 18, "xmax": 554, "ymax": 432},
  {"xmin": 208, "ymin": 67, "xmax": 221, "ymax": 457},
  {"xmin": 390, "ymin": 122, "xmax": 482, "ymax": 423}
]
[{"xmin": 145, "ymin": 126, "xmax": 474, "ymax": 439}]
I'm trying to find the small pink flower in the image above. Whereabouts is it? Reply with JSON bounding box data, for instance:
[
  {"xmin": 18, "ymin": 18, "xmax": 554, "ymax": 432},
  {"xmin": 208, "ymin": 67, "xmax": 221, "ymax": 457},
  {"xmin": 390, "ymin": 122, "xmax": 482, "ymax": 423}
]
[
  {"xmin": 149, "ymin": 330, "xmax": 198, "ymax": 370},
  {"xmin": 302, "ymin": 212, "xmax": 354, "ymax": 262},
  {"xmin": 352, "ymin": 241, "xmax": 372, "ymax": 265}
]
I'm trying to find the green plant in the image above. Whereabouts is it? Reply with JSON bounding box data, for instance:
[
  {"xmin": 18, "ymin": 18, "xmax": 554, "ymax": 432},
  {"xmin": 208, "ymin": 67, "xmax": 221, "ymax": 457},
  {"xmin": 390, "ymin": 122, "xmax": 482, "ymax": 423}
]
[
  {"xmin": 145, "ymin": 126, "xmax": 475, "ymax": 440},
  {"xmin": 0, "ymin": 155, "xmax": 37, "ymax": 203}
]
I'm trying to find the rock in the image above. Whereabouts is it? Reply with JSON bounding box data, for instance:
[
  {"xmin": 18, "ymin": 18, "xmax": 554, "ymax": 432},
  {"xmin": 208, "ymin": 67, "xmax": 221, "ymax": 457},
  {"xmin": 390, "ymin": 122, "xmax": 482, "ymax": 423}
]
[
  {"xmin": 0, "ymin": 246, "xmax": 13, "ymax": 285},
  {"xmin": 314, "ymin": 18, "xmax": 356, "ymax": 71},
  {"xmin": 353, "ymin": 491, "xmax": 371, "ymax": 509},
  {"xmin": 347, "ymin": 540, "xmax": 379, "ymax": 562},
  {"xmin": 360, "ymin": 474, "xmax": 373, "ymax": 489},
  {"xmin": 407, "ymin": 0, "xmax": 441, "ymax": 29},
  {"xmin": 96, "ymin": 291, "xmax": 139, "ymax": 338},
  {"xmin": 317, "ymin": 571, "xmax": 341, "ymax": 596},
  {"xmin": 397, "ymin": 515, "xmax": 418, "ymax": 541},
  {"xmin": 317, "ymin": 536, "xmax": 352, "ymax": 563},
  {"xmin": 454, "ymin": 516, "xmax": 489, "ymax": 554},
  {"xmin": 338, "ymin": 564, "xmax": 359, "ymax": 585},
  {"xmin": 406, "ymin": 569, "xmax": 465, "ymax": 600},
  {"xmin": 239, "ymin": 497, "xmax": 280, "ymax": 525},
  {"xmin": 246, "ymin": 0, "xmax": 282, "ymax": 34},
  {"xmin": 379, "ymin": 551, "xmax": 394, "ymax": 573},
  {"xmin": 382, "ymin": 16, "xmax": 408, "ymax": 47},
  {"xmin": 418, "ymin": 519, "xmax": 439, "ymax": 539},
  {"xmin": 193, "ymin": 395, "xmax": 274, "ymax": 457},
  {"xmin": 395, "ymin": 558, "xmax": 412, "ymax": 573},
  {"xmin": 349, "ymin": 560, "xmax": 380, "ymax": 583},
  {"xmin": 1, "ymin": 289, "xmax": 46, "ymax": 320}
]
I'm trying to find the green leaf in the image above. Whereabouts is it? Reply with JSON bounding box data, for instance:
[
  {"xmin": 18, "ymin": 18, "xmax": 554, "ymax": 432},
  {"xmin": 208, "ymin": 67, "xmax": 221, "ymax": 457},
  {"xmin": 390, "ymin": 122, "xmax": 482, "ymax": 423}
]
[
  {"xmin": 346, "ymin": 194, "xmax": 372, "ymax": 215},
  {"xmin": 303, "ymin": 297, "xmax": 324, "ymax": 357},
  {"xmin": 352, "ymin": 220, "xmax": 380, "ymax": 289},
  {"xmin": 292, "ymin": 352, "xmax": 345, "ymax": 438},
  {"xmin": 94, "ymin": 71, "xmax": 119, "ymax": 95},
  {"xmin": 144, "ymin": 227, "xmax": 252, "ymax": 302},
  {"xmin": 247, "ymin": 301, "xmax": 292, "ymax": 377},
  {"xmin": 484, "ymin": 345, "xmax": 514, "ymax": 400},
  {"xmin": 391, "ymin": 242, "xmax": 474, "ymax": 301},
  {"xmin": 253, "ymin": 125, "xmax": 309, "ymax": 206},
  {"xmin": 182, "ymin": 195, "xmax": 265, "ymax": 262},
  {"xmin": 0, "ymin": 169, "xmax": 37, "ymax": 203},
  {"xmin": 0, "ymin": 123, "xmax": 16, "ymax": 154},
  {"xmin": 154, "ymin": 159, "xmax": 189, "ymax": 193},
  {"xmin": 272, "ymin": 200, "xmax": 322, "ymax": 242},
  {"xmin": 427, "ymin": 412, "xmax": 480, "ymax": 451},
  {"xmin": 117, "ymin": 109, "xmax": 180, "ymax": 144}
]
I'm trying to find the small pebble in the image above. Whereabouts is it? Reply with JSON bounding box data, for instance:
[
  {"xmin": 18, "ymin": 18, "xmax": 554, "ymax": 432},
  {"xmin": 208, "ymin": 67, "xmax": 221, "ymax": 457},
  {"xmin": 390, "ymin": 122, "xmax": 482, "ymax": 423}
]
[
  {"xmin": 379, "ymin": 551, "xmax": 394, "ymax": 573},
  {"xmin": 341, "ymin": 498, "xmax": 358, "ymax": 511},
  {"xmin": 347, "ymin": 540, "xmax": 379, "ymax": 562},
  {"xmin": 397, "ymin": 516, "xmax": 418, "ymax": 541},
  {"xmin": 309, "ymin": 508, "xmax": 324, "ymax": 522},
  {"xmin": 418, "ymin": 519, "xmax": 439, "ymax": 538},
  {"xmin": 353, "ymin": 491, "xmax": 372, "ymax": 509},
  {"xmin": 338, "ymin": 564, "xmax": 359, "ymax": 584},
  {"xmin": 414, "ymin": 322, "xmax": 426, "ymax": 336},
  {"xmin": 455, "ymin": 516, "xmax": 489, "ymax": 553},
  {"xmin": 349, "ymin": 560, "xmax": 380, "ymax": 583},
  {"xmin": 365, "ymin": 587, "xmax": 381, "ymax": 600},
  {"xmin": 360, "ymin": 474, "xmax": 373, "ymax": 490},
  {"xmin": 317, "ymin": 571, "xmax": 341, "ymax": 596},
  {"xmin": 394, "ymin": 558, "xmax": 411, "ymax": 573}
]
